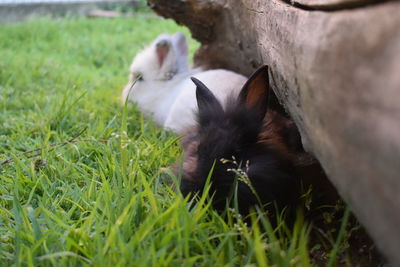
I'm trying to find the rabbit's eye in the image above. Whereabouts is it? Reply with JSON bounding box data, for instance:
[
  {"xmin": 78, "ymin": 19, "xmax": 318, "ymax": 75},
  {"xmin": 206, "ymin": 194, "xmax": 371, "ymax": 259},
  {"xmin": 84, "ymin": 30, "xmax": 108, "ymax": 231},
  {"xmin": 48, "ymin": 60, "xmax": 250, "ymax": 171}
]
[
  {"xmin": 136, "ymin": 73, "xmax": 144, "ymax": 81},
  {"xmin": 132, "ymin": 72, "xmax": 143, "ymax": 82}
]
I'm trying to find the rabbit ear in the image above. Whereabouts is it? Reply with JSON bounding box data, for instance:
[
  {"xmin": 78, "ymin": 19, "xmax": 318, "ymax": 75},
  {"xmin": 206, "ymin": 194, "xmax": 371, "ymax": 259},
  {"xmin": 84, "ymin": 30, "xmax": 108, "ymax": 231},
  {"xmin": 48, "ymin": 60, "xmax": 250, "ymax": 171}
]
[
  {"xmin": 155, "ymin": 40, "xmax": 170, "ymax": 68},
  {"xmin": 239, "ymin": 65, "xmax": 270, "ymax": 119},
  {"xmin": 172, "ymin": 32, "xmax": 188, "ymax": 56},
  {"xmin": 191, "ymin": 77, "xmax": 224, "ymax": 123}
]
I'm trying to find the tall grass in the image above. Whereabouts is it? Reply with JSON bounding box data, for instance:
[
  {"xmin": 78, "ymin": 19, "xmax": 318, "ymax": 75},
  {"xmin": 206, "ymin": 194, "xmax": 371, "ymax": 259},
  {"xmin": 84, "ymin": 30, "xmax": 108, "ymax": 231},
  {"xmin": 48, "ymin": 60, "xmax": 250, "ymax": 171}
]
[{"xmin": 0, "ymin": 16, "xmax": 357, "ymax": 266}]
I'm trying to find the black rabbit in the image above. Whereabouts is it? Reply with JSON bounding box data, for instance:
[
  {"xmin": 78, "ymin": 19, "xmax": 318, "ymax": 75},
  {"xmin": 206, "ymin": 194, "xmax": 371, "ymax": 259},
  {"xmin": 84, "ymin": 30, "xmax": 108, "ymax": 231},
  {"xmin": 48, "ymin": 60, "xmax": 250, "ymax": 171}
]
[{"xmin": 178, "ymin": 65, "xmax": 304, "ymax": 215}]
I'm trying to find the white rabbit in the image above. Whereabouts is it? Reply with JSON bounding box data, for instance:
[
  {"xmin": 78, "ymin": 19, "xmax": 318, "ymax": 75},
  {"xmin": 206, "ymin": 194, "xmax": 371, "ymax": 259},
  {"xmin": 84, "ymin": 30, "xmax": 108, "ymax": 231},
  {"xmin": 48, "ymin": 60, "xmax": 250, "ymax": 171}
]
[
  {"xmin": 122, "ymin": 32, "xmax": 247, "ymax": 135},
  {"xmin": 122, "ymin": 32, "xmax": 192, "ymax": 125}
]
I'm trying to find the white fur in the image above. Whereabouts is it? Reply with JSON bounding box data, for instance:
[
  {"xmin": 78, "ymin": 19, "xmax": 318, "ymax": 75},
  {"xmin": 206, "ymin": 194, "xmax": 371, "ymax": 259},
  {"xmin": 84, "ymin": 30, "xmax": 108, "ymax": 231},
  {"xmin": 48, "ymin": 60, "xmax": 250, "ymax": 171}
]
[
  {"xmin": 165, "ymin": 70, "xmax": 246, "ymax": 134},
  {"xmin": 122, "ymin": 32, "xmax": 247, "ymax": 135}
]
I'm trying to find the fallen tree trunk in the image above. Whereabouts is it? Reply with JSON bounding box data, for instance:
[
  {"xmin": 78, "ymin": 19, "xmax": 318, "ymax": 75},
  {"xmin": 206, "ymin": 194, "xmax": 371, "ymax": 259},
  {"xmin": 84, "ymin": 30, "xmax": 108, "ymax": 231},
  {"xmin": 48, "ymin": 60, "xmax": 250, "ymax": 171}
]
[{"xmin": 148, "ymin": 0, "xmax": 400, "ymax": 265}]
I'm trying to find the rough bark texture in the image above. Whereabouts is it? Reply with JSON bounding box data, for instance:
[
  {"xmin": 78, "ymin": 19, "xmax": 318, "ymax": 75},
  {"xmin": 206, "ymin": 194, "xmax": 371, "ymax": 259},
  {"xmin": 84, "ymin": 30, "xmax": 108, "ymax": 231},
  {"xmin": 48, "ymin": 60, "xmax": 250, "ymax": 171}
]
[{"xmin": 148, "ymin": 0, "xmax": 400, "ymax": 265}]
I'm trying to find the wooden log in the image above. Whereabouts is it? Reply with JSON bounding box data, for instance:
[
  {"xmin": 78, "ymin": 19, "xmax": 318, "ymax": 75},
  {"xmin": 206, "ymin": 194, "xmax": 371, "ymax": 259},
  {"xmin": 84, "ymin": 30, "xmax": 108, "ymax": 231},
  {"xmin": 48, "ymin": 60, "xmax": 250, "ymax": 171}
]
[
  {"xmin": 148, "ymin": 0, "xmax": 400, "ymax": 264},
  {"xmin": 292, "ymin": 0, "xmax": 380, "ymax": 10}
]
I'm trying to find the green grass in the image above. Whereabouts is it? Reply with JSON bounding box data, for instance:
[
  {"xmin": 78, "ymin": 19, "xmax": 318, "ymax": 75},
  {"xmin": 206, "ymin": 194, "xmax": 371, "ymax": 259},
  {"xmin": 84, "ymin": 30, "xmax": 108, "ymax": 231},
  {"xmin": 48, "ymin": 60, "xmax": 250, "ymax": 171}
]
[{"xmin": 0, "ymin": 15, "xmax": 359, "ymax": 266}]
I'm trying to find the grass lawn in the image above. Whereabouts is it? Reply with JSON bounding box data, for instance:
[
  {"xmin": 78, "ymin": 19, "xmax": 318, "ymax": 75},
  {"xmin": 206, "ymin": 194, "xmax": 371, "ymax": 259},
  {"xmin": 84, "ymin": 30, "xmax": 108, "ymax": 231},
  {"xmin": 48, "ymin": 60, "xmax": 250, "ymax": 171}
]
[{"xmin": 0, "ymin": 14, "xmax": 372, "ymax": 266}]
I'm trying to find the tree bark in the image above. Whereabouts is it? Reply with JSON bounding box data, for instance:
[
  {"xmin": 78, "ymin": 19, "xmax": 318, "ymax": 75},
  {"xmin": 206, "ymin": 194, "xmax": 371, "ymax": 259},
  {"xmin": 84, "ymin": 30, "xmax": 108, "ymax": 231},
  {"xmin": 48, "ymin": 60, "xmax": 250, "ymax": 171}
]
[{"xmin": 148, "ymin": 0, "xmax": 400, "ymax": 265}]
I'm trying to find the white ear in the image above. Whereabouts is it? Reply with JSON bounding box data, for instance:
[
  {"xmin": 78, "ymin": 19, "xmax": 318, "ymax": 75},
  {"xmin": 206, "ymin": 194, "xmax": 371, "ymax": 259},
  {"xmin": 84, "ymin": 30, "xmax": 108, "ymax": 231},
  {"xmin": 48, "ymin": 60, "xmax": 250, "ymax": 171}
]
[
  {"xmin": 172, "ymin": 32, "xmax": 188, "ymax": 57},
  {"xmin": 155, "ymin": 39, "xmax": 171, "ymax": 68}
]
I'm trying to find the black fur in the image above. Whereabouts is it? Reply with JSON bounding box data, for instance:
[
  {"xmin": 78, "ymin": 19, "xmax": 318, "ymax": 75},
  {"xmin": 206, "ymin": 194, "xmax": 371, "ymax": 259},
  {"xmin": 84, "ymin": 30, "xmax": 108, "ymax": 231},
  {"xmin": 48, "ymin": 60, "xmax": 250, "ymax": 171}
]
[{"xmin": 180, "ymin": 68, "xmax": 299, "ymax": 215}]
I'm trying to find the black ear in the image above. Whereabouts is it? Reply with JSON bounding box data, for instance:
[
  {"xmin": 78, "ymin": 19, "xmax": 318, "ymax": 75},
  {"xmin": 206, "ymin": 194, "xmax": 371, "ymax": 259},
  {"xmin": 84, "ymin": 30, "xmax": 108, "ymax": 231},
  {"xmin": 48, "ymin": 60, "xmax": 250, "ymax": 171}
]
[
  {"xmin": 191, "ymin": 77, "xmax": 224, "ymax": 124},
  {"xmin": 239, "ymin": 65, "xmax": 270, "ymax": 121}
]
